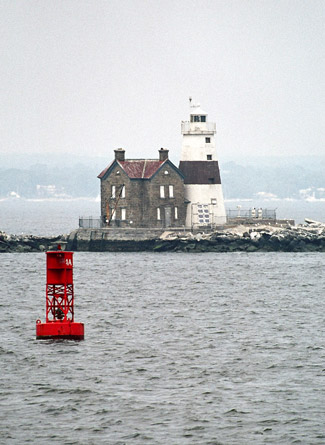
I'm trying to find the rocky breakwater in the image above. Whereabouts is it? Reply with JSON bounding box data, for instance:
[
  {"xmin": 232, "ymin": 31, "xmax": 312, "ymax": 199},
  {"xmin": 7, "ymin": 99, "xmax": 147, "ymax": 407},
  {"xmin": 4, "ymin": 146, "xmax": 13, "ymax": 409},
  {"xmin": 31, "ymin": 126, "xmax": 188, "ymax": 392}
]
[
  {"xmin": 154, "ymin": 220, "xmax": 325, "ymax": 253},
  {"xmin": 2, "ymin": 220, "xmax": 325, "ymax": 253},
  {"xmin": 0, "ymin": 232, "xmax": 67, "ymax": 253}
]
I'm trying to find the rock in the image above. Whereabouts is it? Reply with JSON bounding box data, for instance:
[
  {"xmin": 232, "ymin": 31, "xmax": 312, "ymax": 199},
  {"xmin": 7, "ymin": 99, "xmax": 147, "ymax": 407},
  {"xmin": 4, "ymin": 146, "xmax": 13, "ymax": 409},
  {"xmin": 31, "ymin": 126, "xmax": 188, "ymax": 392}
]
[
  {"xmin": 2, "ymin": 224, "xmax": 325, "ymax": 253},
  {"xmin": 0, "ymin": 232, "xmax": 66, "ymax": 253},
  {"xmin": 160, "ymin": 231, "xmax": 177, "ymax": 240},
  {"xmin": 305, "ymin": 218, "xmax": 325, "ymax": 227}
]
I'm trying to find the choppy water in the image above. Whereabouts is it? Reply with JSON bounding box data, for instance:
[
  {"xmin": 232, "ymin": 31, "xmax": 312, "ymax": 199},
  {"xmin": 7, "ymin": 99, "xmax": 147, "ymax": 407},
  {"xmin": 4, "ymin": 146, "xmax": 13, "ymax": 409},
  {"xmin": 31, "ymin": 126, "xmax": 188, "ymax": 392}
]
[
  {"xmin": 0, "ymin": 198, "xmax": 100, "ymax": 236},
  {"xmin": 1, "ymin": 252, "xmax": 325, "ymax": 444}
]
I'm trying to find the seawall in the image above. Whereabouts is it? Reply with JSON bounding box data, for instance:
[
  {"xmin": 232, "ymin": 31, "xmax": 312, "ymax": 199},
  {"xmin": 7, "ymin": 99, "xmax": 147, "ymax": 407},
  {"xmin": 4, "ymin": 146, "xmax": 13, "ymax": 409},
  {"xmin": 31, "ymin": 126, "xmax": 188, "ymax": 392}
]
[{"xmin": 1, "ymin": 222, "xmax": 325, "ymax": 253}]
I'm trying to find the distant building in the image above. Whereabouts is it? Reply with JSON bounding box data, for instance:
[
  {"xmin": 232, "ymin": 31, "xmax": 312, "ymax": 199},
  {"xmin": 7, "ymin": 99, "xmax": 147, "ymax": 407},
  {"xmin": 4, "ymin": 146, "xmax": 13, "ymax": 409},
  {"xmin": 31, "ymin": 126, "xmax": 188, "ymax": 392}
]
[
  {"xmin": 98, "ymin": 148, "xmax": 187, "ymax": 228},
  {"xmin": 179, "ymin": 99, "xmax": 226, "ymax": 227}
]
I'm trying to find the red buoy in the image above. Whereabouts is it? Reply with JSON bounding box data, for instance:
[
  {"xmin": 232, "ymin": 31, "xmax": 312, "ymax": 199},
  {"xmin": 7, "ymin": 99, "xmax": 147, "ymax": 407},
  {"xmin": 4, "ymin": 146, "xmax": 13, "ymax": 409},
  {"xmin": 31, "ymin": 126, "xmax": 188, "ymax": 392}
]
[{"xmin": 36, "ymin": 246, "xmax": 84, "ymax": 340}]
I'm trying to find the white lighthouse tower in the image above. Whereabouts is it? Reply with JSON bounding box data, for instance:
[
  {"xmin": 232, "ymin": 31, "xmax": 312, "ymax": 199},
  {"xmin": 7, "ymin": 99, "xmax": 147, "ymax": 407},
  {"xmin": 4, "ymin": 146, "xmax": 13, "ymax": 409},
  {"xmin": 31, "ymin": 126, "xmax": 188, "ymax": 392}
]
[{"xmin": 179, "ymin": 99, "xmax": 226, "ymax": 228}]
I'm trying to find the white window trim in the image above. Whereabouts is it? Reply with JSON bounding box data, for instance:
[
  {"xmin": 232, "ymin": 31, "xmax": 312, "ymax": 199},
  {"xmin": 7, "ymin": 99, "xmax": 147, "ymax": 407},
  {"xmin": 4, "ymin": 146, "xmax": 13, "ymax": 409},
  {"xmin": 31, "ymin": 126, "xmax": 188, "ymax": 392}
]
[
  {"xmin": 121, "ymin": 185, "xmax": 125, "ymax": 198},
  {"xmin": 174, "ymin": 206, "xmax": 178, "ymax": 220},
  {"xmin": 169, "ymin": 185, "xmax": 174, "ymax": 198},
  {"xmin": 160, "ymin": 185, "xmax": 165, "ymax": 198},
  {"xmin": 157, "ymin": 208, "xmax": 161, "ymax": 220},
  {"xmin": 111, "ymin": 185, "xmax": 116, "ymax": 198},
  {"xmin": 121, "ymin": 208, "xmax": 126, "ymax": 220}
]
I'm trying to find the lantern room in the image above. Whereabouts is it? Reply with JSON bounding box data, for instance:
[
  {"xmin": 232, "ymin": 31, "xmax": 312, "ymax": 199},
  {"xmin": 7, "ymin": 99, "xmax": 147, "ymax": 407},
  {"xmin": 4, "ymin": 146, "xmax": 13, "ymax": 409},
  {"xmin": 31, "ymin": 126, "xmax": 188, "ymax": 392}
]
[{"xmin": 189, "ymin": 101, "xmax": 207, "ymax": 122}]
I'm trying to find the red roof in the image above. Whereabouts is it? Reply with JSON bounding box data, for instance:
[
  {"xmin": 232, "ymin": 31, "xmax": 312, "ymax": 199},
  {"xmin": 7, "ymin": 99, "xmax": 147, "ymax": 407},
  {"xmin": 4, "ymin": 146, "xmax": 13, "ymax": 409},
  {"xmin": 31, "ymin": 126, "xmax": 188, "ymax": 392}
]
[
  {"xmin": 97, "ymin": 161, "xmax": 114, "ymax": 179},
  {"xmin": 120, "ymin": 160, "xmax": 164, "ymax": 178},
  {"xmin": 98, "ymin": 159, "xmax": 166, "ymax": 179}
]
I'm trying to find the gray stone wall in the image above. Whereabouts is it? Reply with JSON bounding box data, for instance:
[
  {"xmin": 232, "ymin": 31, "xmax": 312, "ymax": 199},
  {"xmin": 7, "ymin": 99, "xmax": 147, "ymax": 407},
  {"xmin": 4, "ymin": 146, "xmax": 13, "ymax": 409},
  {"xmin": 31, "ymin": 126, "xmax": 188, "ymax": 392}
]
[
  {"xmin": 100, "ymin": 163, "xmax": 186, "ymax": 228},
  {"xmin": 100, "ymin": 165, "xmax": 138, "ymax": 226},
  {"xmin": 146, "ymin": 167, "xmax": 186, "ymax": 228}
]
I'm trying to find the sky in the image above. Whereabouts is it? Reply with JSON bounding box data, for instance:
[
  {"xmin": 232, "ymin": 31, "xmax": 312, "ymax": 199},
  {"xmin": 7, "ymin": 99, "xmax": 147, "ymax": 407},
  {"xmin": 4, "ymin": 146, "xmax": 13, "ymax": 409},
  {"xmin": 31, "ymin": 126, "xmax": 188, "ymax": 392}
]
[{"xmin": 1, "ymin": 0, "xmax": 324, "ymax": 165}]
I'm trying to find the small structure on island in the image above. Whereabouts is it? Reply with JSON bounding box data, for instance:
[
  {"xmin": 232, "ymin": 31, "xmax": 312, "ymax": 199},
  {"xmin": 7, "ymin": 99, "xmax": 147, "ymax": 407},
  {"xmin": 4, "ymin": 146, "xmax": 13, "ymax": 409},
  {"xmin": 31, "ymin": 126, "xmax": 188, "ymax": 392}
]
[
  {"xmin": 91, "ymin": 99, "xmax": 227, "ymax": 231},
  {"xmin": 179, "ymin": 99, "xmax": 227, "ymax": 228},
  {"xmin": 36, "ymin": 246, "xmax": 84, "ymax": 340},
  {"xmin": 98, "ymin": 148, "xmax": 186, "ymax": 228}
]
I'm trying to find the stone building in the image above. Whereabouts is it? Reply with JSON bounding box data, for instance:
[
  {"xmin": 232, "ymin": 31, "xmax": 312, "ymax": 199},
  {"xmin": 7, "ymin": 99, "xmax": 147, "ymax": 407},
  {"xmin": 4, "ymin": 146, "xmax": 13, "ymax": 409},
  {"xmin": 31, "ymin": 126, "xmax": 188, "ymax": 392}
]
[{"xmin": 98, "ymin": 148, "xmax": 187, "ymax": 228}]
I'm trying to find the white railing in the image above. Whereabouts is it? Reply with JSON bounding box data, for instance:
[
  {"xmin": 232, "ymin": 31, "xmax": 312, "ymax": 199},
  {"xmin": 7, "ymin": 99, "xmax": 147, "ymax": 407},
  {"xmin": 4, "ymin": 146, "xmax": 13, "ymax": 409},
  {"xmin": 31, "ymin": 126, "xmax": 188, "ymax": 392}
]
[
  {"xmin": 181, "ymin": 121, "xmax": 216, "ymax": 134},
  {"xmin": 79, "ymin": 216, "xmax": 102, "ymax": 229}
]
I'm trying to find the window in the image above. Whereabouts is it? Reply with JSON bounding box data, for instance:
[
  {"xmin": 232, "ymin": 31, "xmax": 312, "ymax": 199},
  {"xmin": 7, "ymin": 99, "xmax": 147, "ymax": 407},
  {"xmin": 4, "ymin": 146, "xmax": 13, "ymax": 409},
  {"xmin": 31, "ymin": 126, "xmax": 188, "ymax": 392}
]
[
  {"xmin": 174, "ymin": 207, "xmax": 178, "ymax": 220},
  {"xmin": 164, "ymin": 170, "xmax": 169, "ymax": 175},
  {"xmin": 191, "ymin": 115, "xmax": 206, "ymax": 123},
  {"xmin": 205, "ymin": 137, "xmax": 211, "ymax": 143},
  {"xmin": 111, "ymin": 185, "xmax": 116, "ymax": 198},
  {"xmin": 207, "ymin": 155, "xmax": 212, "ymax": 160},
  {"xmin": 160, "ymin": 185, "xmax": 165, "ymax": 198},
  {"xmin": 121, "ymin": 208, "xmax": 126, "ymax": 220},
  {"xmin": 121, "ymin": 185, "xmax": 125, "ymax": 198},
  {"xmin": 111, "ymin": 208, "xmax": 116, "ymax": 220},
  {"xmin": 169, "ymin": 185, "xmax": 174, "ymax": 198},
  {"xmin": 208, "ymin": 178, "xmax": 215, "ymax": 184},
  {"xmin": 157, "ymin": 208, "xmax": 161, "ymax": 220},
  {"xmin": 197, "ymin": 204, "xmax": 210, "ymax": 224}
]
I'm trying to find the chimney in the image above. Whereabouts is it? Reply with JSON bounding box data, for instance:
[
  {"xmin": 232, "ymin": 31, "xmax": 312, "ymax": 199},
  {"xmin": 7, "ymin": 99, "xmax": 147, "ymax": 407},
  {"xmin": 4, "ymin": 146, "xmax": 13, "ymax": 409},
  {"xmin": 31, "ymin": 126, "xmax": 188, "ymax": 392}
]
[
  {"xmin": 114, "ymin": 148, "xmax": 125, "ymax": 161},
  {"xmin": 159, "ymin": 148, "xmax": 169, "ymax": 162}
]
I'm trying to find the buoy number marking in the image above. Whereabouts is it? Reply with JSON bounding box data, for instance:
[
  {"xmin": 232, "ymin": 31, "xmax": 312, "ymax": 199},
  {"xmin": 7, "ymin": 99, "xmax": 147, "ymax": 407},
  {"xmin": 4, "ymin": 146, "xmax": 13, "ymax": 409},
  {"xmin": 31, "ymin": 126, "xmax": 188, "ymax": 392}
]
[{"xmin": 66, "ymin": 259, "xmax": 72, "ymax": 266}]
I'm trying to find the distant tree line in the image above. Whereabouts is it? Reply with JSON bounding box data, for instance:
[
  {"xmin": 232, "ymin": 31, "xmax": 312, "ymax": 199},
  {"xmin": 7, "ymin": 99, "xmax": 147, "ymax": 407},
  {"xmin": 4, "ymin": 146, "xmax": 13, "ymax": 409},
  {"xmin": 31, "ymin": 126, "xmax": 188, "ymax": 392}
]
[
  {"xmin": 0, "ymin": 164, "xmax": 99, "ymax": 198},
  {"xmin": 221, "ymin": 161, "xmax": 325, "ymax": 199},
  {"xmin": 0, "ymin": 158, "xmax": 324, "ymax": 200}
]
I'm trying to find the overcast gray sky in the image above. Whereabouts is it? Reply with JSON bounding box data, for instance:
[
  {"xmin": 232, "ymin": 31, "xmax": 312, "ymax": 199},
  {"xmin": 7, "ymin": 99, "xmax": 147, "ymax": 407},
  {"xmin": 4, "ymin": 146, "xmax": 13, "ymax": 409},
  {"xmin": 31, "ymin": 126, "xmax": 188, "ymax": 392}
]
[{"xmin": 1, "ymin": 0, "xmax": 324, "ymax": 163}]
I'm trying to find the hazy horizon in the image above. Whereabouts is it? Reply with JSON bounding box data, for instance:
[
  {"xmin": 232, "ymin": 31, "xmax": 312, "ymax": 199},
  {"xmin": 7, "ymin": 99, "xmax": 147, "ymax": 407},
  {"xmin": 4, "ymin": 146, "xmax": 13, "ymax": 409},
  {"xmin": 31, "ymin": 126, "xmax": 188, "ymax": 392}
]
[
  {"xmin": 1, "ymin": 0, "xmax": 324, "ymax": 162},
  {"xmin": 1, "ymin": 151, "xmax": 324, "ymax": 171}
]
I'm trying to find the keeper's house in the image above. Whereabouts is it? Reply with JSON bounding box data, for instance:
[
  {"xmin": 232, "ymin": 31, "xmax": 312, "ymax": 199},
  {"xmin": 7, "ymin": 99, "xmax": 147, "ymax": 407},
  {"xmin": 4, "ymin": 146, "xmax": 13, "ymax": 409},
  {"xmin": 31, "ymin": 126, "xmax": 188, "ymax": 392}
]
[{"xmin": 98, "ymin": 148, "xmax": 187, "ymax": 228}]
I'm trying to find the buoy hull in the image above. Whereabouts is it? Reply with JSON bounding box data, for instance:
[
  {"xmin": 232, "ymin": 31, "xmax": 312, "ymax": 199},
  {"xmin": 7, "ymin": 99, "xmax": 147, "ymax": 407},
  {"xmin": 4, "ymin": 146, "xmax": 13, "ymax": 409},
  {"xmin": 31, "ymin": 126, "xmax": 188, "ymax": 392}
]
[{"xmin": 36, "ymin": 321, "xmax": 84, "ymax": 340}]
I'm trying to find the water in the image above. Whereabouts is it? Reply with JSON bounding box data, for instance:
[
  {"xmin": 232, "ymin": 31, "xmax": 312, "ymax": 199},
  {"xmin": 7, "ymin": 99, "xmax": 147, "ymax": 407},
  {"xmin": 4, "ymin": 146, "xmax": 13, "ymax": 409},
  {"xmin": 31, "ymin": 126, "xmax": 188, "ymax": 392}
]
[
  {"xmin": 0, "ymin": 198, "xmax": 100, "ymax": 236},
  {"xmin": 1, "ymin": 252, "xmax": 325, "ymax": 444},
  {"xmin": 0, "ymin": 197, "xmax": 324, "ymax": 237}
]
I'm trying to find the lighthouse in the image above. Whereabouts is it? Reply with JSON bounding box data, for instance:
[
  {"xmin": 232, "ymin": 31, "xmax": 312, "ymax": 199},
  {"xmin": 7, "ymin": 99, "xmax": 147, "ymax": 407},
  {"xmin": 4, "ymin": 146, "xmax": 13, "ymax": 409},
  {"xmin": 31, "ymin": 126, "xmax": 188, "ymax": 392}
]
[{"xmin": 179, "ymin": 99, "xmax": 226, "ymax": 228}]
